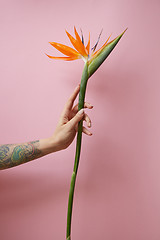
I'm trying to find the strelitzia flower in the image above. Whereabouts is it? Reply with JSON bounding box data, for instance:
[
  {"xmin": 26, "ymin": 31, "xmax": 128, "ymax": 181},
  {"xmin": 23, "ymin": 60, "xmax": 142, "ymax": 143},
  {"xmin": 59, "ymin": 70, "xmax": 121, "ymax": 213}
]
[
  {"xmin": 46, "ymin": 27, "xmax": 127, "ymax": 240},
  {"xmin": 46, "ymin": 26, "xmax": 111, "ymax": 62},
  {"xmin": 47, "ymin": 26, "xmax": 127, "ymax": 78}
]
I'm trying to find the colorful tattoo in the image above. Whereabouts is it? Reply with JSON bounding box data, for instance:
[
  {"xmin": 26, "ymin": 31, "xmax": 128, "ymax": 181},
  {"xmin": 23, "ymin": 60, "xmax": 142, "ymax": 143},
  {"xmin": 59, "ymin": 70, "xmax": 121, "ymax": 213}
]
[{"xmin": 0, "ymin": 141, "xmax": 41, "ymax": 170}]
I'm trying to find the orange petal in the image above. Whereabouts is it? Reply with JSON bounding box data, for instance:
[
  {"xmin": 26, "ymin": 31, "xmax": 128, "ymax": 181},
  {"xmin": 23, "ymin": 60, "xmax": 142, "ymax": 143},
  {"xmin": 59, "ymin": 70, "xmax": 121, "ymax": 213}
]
[
  {"xmin": 66, "ymin": 31, "xmax": 87, "ymax": 56},
  {"xmin": 100, "ymin": 33, "xmax": 112, "ymax": 49},
  {"xmin": 46, "ymin": 53, "xmax": 79, "ymax": 61},
  {"xmin": 74, "ymin": 27, "xmax": 88, "ymax": 57},
  {"xmin": 49, "ymin": 42, "xmax": 80, "ymax": 57},
  {"xmin": 86, "ymin": 32, "xmax": 90, "ymax": 56},
  {"xmin": 66, "ymin": 30, "xmax": 83, "ymax": 55},
  {"xmin": 92, "ymin": 33, "xmax": 112, "ymax": 57}
]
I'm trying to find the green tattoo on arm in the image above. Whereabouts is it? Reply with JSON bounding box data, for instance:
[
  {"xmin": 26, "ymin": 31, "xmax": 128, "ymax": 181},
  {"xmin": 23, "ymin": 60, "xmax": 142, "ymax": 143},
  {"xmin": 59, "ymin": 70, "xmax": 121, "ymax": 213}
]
[{"xmin": 0, "ymin": 140, "xmax": 41, "ymax": 170}]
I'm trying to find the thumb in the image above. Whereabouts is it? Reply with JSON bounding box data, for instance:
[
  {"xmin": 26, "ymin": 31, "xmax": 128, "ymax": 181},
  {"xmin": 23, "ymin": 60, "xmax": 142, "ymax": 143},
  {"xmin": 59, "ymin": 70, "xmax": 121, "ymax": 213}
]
[{"xmin": 68, "ymin": 109, "xmax": 84, "ymax": 129}]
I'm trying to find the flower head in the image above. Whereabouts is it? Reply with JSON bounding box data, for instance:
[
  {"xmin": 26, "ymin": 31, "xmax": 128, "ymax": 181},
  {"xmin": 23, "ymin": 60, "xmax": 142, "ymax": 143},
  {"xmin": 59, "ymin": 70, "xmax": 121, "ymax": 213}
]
[{"xmin": 46, "ymin": 27, "xmax": 112, "ymax": 63}]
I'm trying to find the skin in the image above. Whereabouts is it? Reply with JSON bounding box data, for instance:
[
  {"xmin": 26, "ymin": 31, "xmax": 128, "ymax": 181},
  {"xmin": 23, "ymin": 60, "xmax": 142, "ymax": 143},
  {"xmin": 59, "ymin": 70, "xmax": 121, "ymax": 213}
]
[{"xmin": 0, "ymin": 85, "xmax": 93, "ymax": 170}]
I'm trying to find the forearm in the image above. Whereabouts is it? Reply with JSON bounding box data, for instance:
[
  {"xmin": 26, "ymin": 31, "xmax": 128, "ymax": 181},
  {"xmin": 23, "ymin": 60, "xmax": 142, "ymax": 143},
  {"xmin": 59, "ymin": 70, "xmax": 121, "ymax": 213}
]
[{"xmin": 0, "ymin": 138, "xmax": 57, "ymax": 170}]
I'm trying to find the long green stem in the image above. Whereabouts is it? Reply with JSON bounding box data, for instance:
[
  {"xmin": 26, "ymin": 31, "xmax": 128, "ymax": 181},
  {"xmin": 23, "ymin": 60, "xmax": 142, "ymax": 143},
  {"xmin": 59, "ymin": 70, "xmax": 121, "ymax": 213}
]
[
  {"xmin": 66, "ymin": 62, "xmax": 88, "ymax": 240},
  {"xmin": 66, "ymin": 29, "xmax": 127, "ymax": 240}
]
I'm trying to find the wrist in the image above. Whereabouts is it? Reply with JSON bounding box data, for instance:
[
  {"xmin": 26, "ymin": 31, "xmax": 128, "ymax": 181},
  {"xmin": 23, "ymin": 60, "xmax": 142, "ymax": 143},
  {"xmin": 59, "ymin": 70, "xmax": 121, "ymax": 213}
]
[{"xmin": 39, "ymin": 136, "xmax": 60, "ymax": 155}]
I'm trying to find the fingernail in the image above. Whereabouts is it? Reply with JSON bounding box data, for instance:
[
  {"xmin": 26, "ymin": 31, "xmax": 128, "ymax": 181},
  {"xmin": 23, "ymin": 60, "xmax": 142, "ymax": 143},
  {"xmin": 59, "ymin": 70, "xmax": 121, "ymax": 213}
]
[
  {"xmin": 78, "ymin": 109, "xmax": 84, "ymax": 115},
  {"xmin": 88, "ymin": 122, "xmax": 91, "ymax": 127},
  {"xmin": 89, "ymin": 103, "xmax": 93, "ymax": 108}
]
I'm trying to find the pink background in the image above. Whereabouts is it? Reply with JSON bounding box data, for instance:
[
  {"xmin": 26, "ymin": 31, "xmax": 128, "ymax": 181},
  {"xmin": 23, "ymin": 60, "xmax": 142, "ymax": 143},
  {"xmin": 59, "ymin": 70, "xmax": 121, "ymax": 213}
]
[{"xmin": 0, "ymin": 0, "xmax": 160, "ymax": 239}]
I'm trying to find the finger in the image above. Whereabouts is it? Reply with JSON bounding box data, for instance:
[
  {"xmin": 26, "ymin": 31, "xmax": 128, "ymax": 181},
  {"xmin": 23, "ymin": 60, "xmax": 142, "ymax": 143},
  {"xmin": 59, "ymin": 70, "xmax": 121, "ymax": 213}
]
[
  {"xmin": 68, "ymin": 108, "xmax": 84, "ymax": 129},
  {"xmin": 84, "ymin": 102, "xmax": 93, "ymax": 109},
  {"xmin": 83, "ymin": 113, "xmax": 92, "ymax": 128},
  {"xmin": 82, "ymin": 126, "xmax": 92, "ymax": 136},
  {"xmin": 65, "ymin": 84, "xmax": 80, "ymax": 112},
  {"xmin": 72, "ymin": 102, "xmax": 93, "ymax": 113},
  {"xmin": 59, "ymin": 84, "xmax": 80, "ymax": 124}
]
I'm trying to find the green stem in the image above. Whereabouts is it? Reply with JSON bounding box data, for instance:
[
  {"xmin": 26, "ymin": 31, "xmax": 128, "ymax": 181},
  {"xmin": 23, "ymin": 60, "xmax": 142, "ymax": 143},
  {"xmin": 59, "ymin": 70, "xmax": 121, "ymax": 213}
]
[
  {"xmin": 65, "ymin": 29, "xmax": 127, "ymax": 239},
  {"xmin": 66, "ymin": 62, "xmax": 88, "ymax": 240}
]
